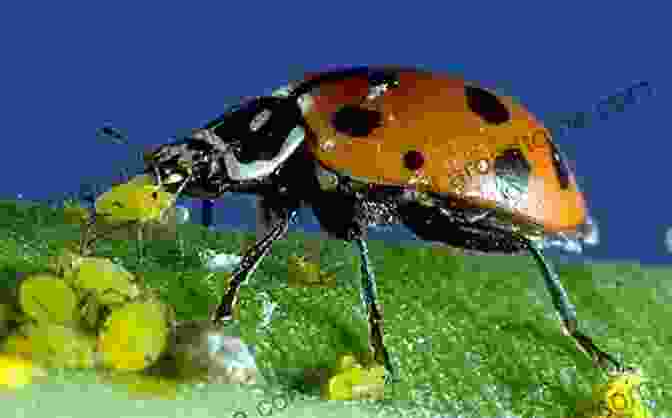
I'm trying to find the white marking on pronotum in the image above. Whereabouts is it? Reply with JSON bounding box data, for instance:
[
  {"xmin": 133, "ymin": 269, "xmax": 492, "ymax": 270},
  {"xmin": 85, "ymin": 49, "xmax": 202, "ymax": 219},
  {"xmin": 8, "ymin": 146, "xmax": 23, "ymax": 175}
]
[
  {"xmin": 223, "ymin": 84, "xmax": 314, "ymax": 181},
  {"xmin": 224, "ymin": 125, "xmax": 306, "ymax": 181},
  {"xmin": 249, "ymin": 109, "xmax": 272, "ymax": 132},
  {"xmin": 270, "ymin": 83, "xmax": 294, "ymax": 98}
]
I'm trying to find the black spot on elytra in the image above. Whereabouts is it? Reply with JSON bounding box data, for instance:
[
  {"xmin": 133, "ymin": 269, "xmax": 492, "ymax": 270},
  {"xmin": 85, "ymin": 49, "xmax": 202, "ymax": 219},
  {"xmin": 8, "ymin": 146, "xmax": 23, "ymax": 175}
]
[
  {"xmin": 465, "ymin": 86, "xmax": 510, "ymax": 125},
  {"xmin": 332, "ymin": 105, "xmax": 383, "ymax": 137},
  {"xmin": 494, "ymin": 149, "xmax": 531, "ymax": 203},
  {"xmin": 403, "ymin": 150, "xmax": 425, "ymax": 170}
]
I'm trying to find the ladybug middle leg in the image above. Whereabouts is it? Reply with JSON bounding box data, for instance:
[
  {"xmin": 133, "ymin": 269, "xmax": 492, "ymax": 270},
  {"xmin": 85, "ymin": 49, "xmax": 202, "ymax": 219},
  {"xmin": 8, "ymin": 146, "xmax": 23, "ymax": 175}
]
[
  {"xmin": 310, "ymin": 190, "xmax": 401, "ymax": 383},
  {"xmin": 523, "ymin": 237, "xmax": 623, "ymax": 373}
]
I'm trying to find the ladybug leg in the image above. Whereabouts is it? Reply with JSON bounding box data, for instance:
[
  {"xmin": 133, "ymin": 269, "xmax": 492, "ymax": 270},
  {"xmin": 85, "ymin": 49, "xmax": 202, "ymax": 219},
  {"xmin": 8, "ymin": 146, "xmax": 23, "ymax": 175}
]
[
  {"xmin": 524, "ymin": 238, "xmax": 622, "ymax": 372},
  {"xmin": 354, "ymin": 238, "xmax": 399, "ymax": 383},
  {"xmin": 210, "ymin": 208, "xmax": 296, "ymax": 325}
]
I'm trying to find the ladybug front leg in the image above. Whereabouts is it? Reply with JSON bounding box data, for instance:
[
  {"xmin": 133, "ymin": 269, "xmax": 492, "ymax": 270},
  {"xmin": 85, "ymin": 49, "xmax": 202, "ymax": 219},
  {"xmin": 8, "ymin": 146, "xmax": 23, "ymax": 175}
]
[
  {"xmin": 523, "ymin": 237, "xmax": 622, "ymax": 372},
  {"xmin": 354, "ymin": 238, "xmax": 399, "ymax": 383},
  {"xmin": 211, "ymin": 209, "xmax": 296, "ymax": 324}
]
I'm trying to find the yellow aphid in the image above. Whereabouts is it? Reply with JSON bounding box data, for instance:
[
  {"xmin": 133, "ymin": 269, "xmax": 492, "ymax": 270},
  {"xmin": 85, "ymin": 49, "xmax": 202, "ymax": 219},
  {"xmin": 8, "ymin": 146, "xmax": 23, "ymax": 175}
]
[
  {"xmin": 351, "ymin": 364, "xmax": 385, "ymax": 400},
  {"xmin": 598, "ymin": 371, "xmax": 652, "ymax": 418},
  {"xmin": 288, "ymin": 254, "xmax": 320, "ymax": 283},
  {"xmin": 2, "ymin": 325, "xmax": 89, "ymax": 369},
  {"xmin": 73, "ymin": 257, "xmax": 139, "ymax": 305},
  {"xmin": 334, "ymin": 354, "xmax": 360, "ymax": 373},
  {"xmin": 574, "ymin": 369, "xmax": 653, "ymax": 418},
  {"xmin": 18, "ymin": 273, "xmax": 78, "ymax": 325},
  {"xmin": 287, "ymin": 254, "xmax": 337, "ymax": 288},
  {"xmin": 95, "ymin": 175, "xmax": 174, "ymax": 225},
  {"xmin": 2, "ymin": 334, "xmax": 33, "ymax": 357},
  {"xmin": 0, "ymin": 354, "xmax": 45, "ymax": 389},
  {"xmin": 325, "ymin": 364, "xmax": 364, "ymax": 400},
  {"xmin": 322, "ymin": 354, "xmax": 385, "ymax": 400},
  {"xmin": 15, "ymin": 323, "xmax": 97, "ymax": 369},
  {"xmin": 98, "ymin": 301, "xmax": 170, "ymax": 372}
]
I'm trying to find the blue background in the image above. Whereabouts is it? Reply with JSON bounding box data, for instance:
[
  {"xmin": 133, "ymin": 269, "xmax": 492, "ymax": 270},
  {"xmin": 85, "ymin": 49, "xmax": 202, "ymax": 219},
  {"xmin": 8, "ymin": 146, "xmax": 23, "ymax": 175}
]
[{"xmin": 0, "ymin": 1, "xmax": 667, "ymax": 264}]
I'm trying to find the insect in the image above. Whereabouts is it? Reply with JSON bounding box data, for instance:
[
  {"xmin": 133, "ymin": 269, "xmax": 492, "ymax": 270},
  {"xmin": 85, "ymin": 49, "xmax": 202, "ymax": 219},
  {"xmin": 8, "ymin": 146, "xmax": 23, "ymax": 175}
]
[{"xmin": 143, "ymin": 66, "xmax": 622, "ymax": 383}]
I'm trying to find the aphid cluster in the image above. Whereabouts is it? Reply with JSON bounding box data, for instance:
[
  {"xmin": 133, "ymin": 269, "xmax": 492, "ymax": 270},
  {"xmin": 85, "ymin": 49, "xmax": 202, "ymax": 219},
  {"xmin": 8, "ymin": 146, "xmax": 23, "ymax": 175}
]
[{"xmin": 1, "ymin": 177, "xmax": 261, "ymax": 391}]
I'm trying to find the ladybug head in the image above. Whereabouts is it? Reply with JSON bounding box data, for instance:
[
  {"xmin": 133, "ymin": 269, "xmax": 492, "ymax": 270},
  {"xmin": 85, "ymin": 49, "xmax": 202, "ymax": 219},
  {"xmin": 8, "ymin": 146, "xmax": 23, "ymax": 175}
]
[{"xmin": 144, "ymin": 89, "xmax": 314, "ymax": 195}]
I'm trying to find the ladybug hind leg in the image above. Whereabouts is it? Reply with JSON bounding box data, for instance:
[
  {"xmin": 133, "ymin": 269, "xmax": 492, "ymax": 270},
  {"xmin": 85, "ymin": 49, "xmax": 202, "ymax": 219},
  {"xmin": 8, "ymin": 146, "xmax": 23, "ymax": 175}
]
[
  {"xmin": 523, "ymin": 237, "xmax": 622, "ymax": 372},
  {"xmin": 354, "ymin": 237, "xmax": 399, "ymax": 383}
]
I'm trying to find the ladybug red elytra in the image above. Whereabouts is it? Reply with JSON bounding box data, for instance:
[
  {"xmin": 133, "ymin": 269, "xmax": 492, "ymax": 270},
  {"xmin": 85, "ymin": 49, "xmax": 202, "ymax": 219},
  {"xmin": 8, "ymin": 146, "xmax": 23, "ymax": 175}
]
[{"xmin": 144, "ymin": 66, "xmax": 621, "ymax": 383}]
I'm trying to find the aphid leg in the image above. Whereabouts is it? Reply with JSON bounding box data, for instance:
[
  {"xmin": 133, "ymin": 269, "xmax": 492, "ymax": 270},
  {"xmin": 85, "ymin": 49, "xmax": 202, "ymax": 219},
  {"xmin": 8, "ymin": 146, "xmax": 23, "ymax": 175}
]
[
  {"xmin": 211, "ymin": 210, "xmax": 295, "ymax": 324},
  {"xmin": 136, "ymin": 224, "xmax": 145, "ymax": 265},
  {"xmin": 354, "ymin": 238, "xmax": 399, "ymax": 383},
  {"xmin": 79, "ymin": 215, "xmax": 98, "ymax": 255},
  {"xmin": 524, "ymin": 237, "xmax": 622, "ymax": 372}
]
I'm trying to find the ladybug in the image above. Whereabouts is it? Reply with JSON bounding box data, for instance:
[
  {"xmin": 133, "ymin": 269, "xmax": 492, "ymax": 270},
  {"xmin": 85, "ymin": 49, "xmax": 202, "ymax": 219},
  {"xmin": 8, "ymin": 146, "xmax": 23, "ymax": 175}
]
[{"xmin": 144, "ymin": 66, "xmax": 622, "ymax": 383}]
